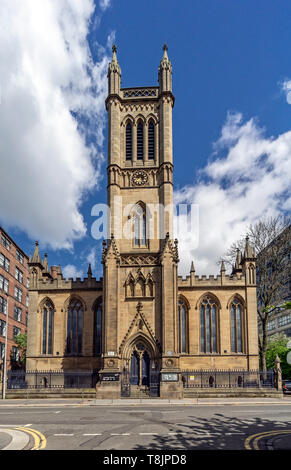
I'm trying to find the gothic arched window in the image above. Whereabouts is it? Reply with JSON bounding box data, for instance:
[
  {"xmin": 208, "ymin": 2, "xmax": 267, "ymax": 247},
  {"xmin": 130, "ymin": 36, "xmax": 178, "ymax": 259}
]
[
  {"xmin": 178, "ymin": 299, "xmax": 188, "ymax": 353},
  {"xmin": 137, "ymin": 121, "xmax": 144, "ymax": 160},
  {"xmin": 147, "ymin": 278, "xmax": 154, "ymax": 297},
  {"xmin": 135, "ymin": 276, "xmax": 145, "ymax": 297},
  {"xmin": 126, "ymin": 122, "xmax": 132, "ymax": 160},
  {"xmin": 94, "ymin": 299, "xmax": 102, "ymax": 356},
  {"xmin": 200, "ymin": 296, "xmax": 219, "ymax": 353},
  {"xmin": 42, "ymin": 299, "xmax": 54, "ymax": 355},
  {"xmin": 66, "ymin": 299, "xmax": 83, "ymax": 354},
  {"xmin": 133, "ymin": 204, "xmax": 147, "ymax": 247},
  {"xmin": 248, "ymin": 264, "xmax": 255, "ymax": 284},
  {"xmin": 231, "ymin": 299, "xmax": 243, "ymax": 353},
  {"xmin": 148, "ymin": 121, "xmax": 155, "ymax": 159}
]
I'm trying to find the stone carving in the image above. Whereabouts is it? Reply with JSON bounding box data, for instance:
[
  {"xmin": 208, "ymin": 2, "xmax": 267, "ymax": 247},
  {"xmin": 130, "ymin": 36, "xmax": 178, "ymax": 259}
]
[{"xmin": 121, "ymin": 254, "xmax": 159, "ymax": 266}]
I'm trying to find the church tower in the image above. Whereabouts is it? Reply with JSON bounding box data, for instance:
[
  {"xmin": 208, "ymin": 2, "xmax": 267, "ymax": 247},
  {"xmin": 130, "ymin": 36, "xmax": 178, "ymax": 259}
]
[{"xmin": 100, "ymin": 45, "xmax": 182, "ymax": 398}]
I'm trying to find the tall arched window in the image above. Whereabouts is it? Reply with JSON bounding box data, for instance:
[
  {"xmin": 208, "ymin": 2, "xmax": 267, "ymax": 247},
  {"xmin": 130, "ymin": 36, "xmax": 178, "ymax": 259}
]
[
  {"xmin": 148, "ymin": 121, "xmax": 155, "ymax": 159},
  {"xmin": 178, "ymin": 299, "xmax": 188, "ymax": 353},
  {"xmin": 133, "ymin": 204, "xmax": 147, "ymax": 247},
  {"xmin": 94, "ymin": 299, "xmax": 102, "ymax": 356},
  {"xmin": 137, "ymin": 121, "xmax": 144, "ymax": 160},
  {"xmin": 126, "ymin": 122, "xmax": 132, "ymax": 160},
  {"xmin": 42, "ymin": 300, "xmax": 54, "ymax": 355},
  {"xmin": 248, "ymin": 264, "xmax": 255, "ymax": 284},
  {"xmin": 200, "ymin": 296, "xmax": 219, "ymax": 353},
  {"xmin": 66, "ymin": 299, "xmax": 83, "ymax": 354},
  {"xmin": 231, "ymin": 299, "xmax": 243, "ymax": 353}
]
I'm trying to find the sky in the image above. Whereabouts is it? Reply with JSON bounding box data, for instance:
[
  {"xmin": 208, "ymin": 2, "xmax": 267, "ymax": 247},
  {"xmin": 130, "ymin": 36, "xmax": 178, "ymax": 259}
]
[{"xmin": 0, "ymin": 0, "xmax": 291, "ymax": 279}]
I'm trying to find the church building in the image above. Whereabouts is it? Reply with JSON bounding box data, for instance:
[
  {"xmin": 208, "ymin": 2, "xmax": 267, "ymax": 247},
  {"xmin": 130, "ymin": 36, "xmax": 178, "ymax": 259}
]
[{"xmin": 26, "ymin": 46, "xmax": 259, "ymax": 398}]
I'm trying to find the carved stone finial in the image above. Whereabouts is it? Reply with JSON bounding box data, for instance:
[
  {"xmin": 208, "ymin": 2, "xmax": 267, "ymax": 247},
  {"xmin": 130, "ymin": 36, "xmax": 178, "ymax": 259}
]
[
  {"xmin": 87, "ymin": 263, "xmax": 92, "ymax": 277},
  {"xmin": 163, "ymin": 43, "xmax": 168, "ymax": 51},
  {"xmin": 220, "ymin": 260, "xmax": 226, "ymax": 273},
  {"xmin": 112, "ymin": 44, "xmax": 117, "ymax": 54},
  {"xmin": 137, "ymin": 301, "xmax": 143, "ymax": 314},
  {"xmin": 190, "ymin": 261, "xmax": 195, "ymax": 273},
  {"xmin": 31, "ymin": 240, "xmax": 41, "ymax": 264}
]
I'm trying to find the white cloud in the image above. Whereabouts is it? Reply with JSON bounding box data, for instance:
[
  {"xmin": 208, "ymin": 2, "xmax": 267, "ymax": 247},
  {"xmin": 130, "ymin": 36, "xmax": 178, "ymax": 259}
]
[
  {"xmin": 175, "ymin": 112, "xmax": 291, "ymax": 276},
  {"xmin": 0, "ymin": 0, "xmax": 111, "ymax": 249},
  {"xmin": 281, "ymin": 78, "xmax": 291, "ymax": 104},
  {"xmin": 86, "ymin": 246, "xmax": 99, "ymax": 271},
  {"xmin": 99, "ymin": 0, "xmax": 111, "ymax": 12},
  {"xmin": 63, "ymin": 264, "xmax": 83, "ymax": 280}
]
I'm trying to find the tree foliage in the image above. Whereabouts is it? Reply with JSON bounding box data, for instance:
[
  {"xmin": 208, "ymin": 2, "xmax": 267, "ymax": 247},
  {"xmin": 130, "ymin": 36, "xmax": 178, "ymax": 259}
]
[
  {"xmin": 13, "ymin": 333, "xmax": 27, "ymax": 367},
  {"xmin": 266, "ymin": 333, "xmax": 291, "ymax": 379},
  {"xmin": 221, "ymin": 215, "xmax": 291, "ymax": 371}
]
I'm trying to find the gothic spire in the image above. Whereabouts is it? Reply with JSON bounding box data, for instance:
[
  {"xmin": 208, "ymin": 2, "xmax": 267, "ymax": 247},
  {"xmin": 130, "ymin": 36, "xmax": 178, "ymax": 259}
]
[
  {"xmin": 31, "ymin": 241, "xmax": 41, "ymax": 264},
  {"xmin": 43, "ymin": 253, "xmax": 49, "ymax": 273},
  {"xmin": 87, "ymin": 263, "xmax": 92, "ymax": 278},
  {"xmin": 108, "ymin": 44, "xmax": 121, "ymax": 94},
  {"xmin": 220, "ymin": 260, "xmax": 226, "ymax": 273},
  {"xmin": 190, "ymin": 261, "xmax": 195, "ymax": 273},
  {"xmin": 244, "ymin": 236, "xmax": 253, "ymax": 259},
  {"xmin": 235, "ymin": 248, "xmax": 242, "ymax": 270},
  {"xmin": 162, "ymin": 43, "xmax": 169, "ymax": 59},
  {"xmin": 158, "ymin": 43, "xmax": 172, "ymax": 93}
]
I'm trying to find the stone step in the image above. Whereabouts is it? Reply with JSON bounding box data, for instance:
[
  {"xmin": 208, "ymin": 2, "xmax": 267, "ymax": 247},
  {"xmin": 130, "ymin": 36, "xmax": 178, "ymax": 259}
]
[{"xmin": 130, "ymin": 386, "xmax": 150, "ymax": 398}]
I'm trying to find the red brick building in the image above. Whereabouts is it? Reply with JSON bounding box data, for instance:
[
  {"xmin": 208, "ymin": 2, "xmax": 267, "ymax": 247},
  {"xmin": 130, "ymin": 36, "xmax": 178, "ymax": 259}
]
[{"xmin": 0, "ymin": 227, "xmax": 29, "ymax": 370}]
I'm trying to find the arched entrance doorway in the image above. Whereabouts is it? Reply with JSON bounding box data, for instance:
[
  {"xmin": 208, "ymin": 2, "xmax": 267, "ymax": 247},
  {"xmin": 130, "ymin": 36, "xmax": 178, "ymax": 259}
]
[
  {"xmin": 130, "ymin": 342, "xmax": 151, "ymax": 387},
  {"xmin": 120, "ymin": 336, "xmax": 160, "ymax": 398}
]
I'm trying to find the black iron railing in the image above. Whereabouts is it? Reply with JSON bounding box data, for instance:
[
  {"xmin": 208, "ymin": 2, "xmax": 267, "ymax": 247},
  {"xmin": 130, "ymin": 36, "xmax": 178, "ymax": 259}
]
[
  {"xmin": 5, "ymin": 369, "xmax": 99, "ymax": 389},
  {"xmin": 181, "ymin": 370, "xmax": 275, "ymax": 389}
]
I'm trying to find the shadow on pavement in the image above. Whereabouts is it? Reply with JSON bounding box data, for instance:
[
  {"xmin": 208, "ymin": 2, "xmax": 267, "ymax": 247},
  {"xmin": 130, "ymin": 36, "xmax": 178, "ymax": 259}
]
[{"xmin": 132, "ymin": 413, "xmax": 291, "ymax": 450}]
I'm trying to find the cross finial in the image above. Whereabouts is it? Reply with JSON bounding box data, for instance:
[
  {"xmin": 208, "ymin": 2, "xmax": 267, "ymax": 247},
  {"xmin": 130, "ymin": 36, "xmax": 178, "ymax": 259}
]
[
  {"xmin": 112, "ymin": 44, "xmax": 117, "ymax": 54},
  {"xmin": 163, "ymin": 44, "xmax": 168, "ymax": 51}
]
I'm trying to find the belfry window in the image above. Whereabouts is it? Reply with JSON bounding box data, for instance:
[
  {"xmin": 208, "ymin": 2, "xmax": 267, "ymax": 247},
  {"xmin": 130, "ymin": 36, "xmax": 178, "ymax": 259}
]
[
  {"xmin": 178, "ymin": 300, "xmax": 188, "ymax": 353},
  {"xmin": 133, "ymin": 204, "xmax": 147, "ymax": 247},
  {"xmin": 66, "ymin": 299, "xmax": 83, "ymax": 354},
  {"xmin": 200, "ymin": 296, "xmax": 219, "ymax": 353},
  {"xmin": 42, "ymin": 300, "xmax": 54, "ymax": 355},
  {"xmin": 137, "ymin": 121, "xmax": 144, "ymax": 160},
  {"xmin": 231, "ymin": 299, "xmax": 243, "ymax": 353},
  {"xmin": 126, "ymin": 122, "xmax": 132, "ymax": 160},
  {"xmin": 94, "ymin": 300, "xmax": 102, "ymax": 356},
  {"xmin": 148, "ymin": 121, "xmax": 155, "ymax": 159}
]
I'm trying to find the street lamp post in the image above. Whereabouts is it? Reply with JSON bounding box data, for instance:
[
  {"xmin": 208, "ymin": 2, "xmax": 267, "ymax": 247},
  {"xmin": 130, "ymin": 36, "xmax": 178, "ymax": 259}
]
[{"xmin": 2, "ymin": 294, "xmax": 8, "ymax": 400}]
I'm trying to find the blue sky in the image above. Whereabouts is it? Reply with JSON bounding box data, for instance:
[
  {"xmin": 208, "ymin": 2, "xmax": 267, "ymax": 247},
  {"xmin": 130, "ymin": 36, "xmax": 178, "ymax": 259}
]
[{"xmin": 0, "ymin": 0, "xmax": 290, "ymax": 277}]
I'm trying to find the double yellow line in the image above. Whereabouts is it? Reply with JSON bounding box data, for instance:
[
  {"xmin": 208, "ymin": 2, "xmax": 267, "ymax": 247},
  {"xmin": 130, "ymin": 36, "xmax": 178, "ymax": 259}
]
[
  {"xmin": 245, "ymin": 430, "xmax": 291, "ymax": 450},
  {"xmin": 16, "ymin": 427, "xmax": 47, "ymax": 450}
]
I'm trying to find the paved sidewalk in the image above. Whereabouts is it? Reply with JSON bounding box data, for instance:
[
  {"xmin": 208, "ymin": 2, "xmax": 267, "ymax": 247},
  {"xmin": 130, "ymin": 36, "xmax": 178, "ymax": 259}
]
[{"xmin": 0, "ymin": 396, "xmax": 290, "ymax": 407}]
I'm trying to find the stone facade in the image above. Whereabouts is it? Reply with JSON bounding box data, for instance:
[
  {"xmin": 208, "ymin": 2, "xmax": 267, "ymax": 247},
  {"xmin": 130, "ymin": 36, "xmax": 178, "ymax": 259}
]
[{"xmin": 26, "ymin": 46, "xmax": 259, "ymax": 398}]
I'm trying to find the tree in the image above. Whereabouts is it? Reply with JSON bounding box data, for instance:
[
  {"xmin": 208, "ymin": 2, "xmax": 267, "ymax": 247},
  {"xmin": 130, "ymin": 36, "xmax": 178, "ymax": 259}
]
[
  {"xmin": 13, "ymin": 333, "xmax": 27, "ymax": 368},
  {"xmin": 221, "ymin": 216, "xmax": 291, "ymax": 371},
  {"xmin": 265, "ymin": 333, "xmax": 291, "ymax": 379}
]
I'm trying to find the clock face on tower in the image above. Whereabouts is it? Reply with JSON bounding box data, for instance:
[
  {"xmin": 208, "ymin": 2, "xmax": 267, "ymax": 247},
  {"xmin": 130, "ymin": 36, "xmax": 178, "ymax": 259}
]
[{"xmin": 132, "ymin": 170, "xmax": 148, "ymax": 186}]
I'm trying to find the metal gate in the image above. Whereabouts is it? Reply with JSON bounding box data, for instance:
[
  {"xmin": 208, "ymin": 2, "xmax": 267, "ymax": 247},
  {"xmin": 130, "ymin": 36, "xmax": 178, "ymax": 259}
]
[
  {"xmin": 120, "ymin": 369, "xmax": 131, "ymax": 397},
  {"xmin": 120, "ymin": 369, "xmax": 160, "ymax": 397},
  {"xmin": 149, "ymin": 370, "xmax": 160, "ymax": 397}
]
